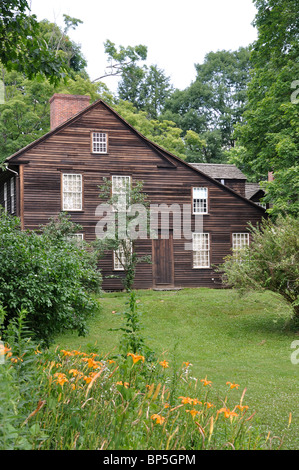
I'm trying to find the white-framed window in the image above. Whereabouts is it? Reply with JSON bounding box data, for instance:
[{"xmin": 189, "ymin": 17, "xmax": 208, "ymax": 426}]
[
  {"xmin": 66, "ymin": 233, "xmax": 84, "ymax": 247},
  {"xmin": 192, "ymin": 232, "xmax": 210, "ymax": 268},
  {"xmin": 232, "ymin": 233, "xmax": 249, "ymax": 251},
  {"xmin": 112, "ymin": 175, "xmax": 131, "ymax": 211},
  {"xmin": 3, "ymin": 182, "xmax": 7, "ymax": 212},
  {"xmin": 10, "ymin": 178, "xmax": 15, "ymax": 214},
  {"xmin": 92, "ymin": 132, "xmax": 108, "ymax": 154},
  {"xmin": 62, "ymin": 174, "xmax": 82, "ymax": 211},
  {"xmin": 192, "ymin": 187, "xmax": 208, "ymax": 214},
  {"xmin": 113, "ymin": 239, "xmax": 132, "ymax": 271}
]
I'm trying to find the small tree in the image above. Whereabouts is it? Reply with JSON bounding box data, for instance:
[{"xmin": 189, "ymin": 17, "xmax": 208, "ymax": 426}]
[
  {"xmin": 219, "ymin": 216, "xmax": 299, "ymax": 323},
  {"xmin": 97, "ymin": 178, "xmax": 151, "ymax": 291},
  {"xmin": 0, "ymin": 211, "xmax": 101, "ymax": 345}
]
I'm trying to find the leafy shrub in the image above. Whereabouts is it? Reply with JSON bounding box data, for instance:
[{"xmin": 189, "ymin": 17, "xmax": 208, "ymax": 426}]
[
  {"xmin": 0, "ymin": 211, "xmax": 101, "ymax": 346},
  {"xmin": 219, "ymin": 215, "xmax": 299, "ymax": 324}
]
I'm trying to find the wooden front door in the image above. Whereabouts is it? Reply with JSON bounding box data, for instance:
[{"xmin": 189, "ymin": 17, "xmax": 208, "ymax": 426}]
[{"xmin": 152, "ymin": 231, "xmax": 174, "ymax": 287}]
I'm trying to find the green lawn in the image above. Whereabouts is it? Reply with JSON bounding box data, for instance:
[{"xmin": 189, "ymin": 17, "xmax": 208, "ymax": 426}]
[{"xmin": 53, "ymin": 288, "xmax": 299, "ymax": 450}]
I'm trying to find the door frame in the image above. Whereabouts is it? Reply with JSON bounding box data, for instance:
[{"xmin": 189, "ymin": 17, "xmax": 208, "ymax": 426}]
[{"xmin": 152, "ymin": 230, "xmax": 174, "ymax": 287}]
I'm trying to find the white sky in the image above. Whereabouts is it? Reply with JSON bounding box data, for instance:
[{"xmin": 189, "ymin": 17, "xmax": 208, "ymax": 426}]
[{"xmin": 29, "ymin": 0, "xmax": 258, "ymax": 92}]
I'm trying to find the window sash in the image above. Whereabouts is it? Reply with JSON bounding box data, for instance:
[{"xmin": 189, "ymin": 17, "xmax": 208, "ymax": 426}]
[
  {"xmin": 192, "ymin": 232, "xmax": 210, "ymax": 268},
  {"xmin": 113, "ymin": 239, "xmax": 132, "ymax": 271},
  {"xmin": 232, "ymin": 233, "xmax": 249, "ymax": 251},
  {"xmin": 62, "ymin": 174, "xmax": 82, "ymax": 211},
  {"xmin": 193, "ymin": 187, "xmax": 208, "ymax": 214},
  {"xmin": 4, "ymin": 182, "xmax": 7, "ymax": 212},
  {"xmin": 66, "ymin": 233, "xmax": 84, "ymax": 247},
  {"xmin": 112, "ymin": 175, "xmax": 131, "ymax": 211},
  {"xmin": 92, "ymin": 132, "xmax": 107, "ymax": 154},
  {"xmin": 10, "ymin": 178, "xmax": 14, "ymax": 214}
]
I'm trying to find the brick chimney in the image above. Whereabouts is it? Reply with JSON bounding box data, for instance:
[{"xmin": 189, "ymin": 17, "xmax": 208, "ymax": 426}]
[{"xmin": 49, "ymin": 94, "xmax": 90, "ymax": 129}]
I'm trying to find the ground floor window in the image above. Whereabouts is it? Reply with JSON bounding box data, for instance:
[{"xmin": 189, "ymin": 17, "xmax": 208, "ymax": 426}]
[{"xmin": 192, "ymin": 232, "xmax": 210, "ymax": 268}]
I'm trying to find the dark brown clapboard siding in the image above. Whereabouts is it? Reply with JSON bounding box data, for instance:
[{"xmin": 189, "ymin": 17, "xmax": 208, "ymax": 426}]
[{"xmin": 8, "ymin": 100, "xmax": 265, "ymax": 290}]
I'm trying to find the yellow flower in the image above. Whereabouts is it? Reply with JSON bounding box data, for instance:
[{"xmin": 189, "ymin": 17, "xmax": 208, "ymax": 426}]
[
  {"xmin": 226, "ymin": 381, "xmax": 240, "ymax": 389},
  {"xmin": 200, "ymin": 376, "xmax": 212, "ymax": 386},
  {"xmin": 159, "ymin": 360, "xmax": 169, "ymax": 368},
  {"xmin": 34, "ymin": 348, "xmax": 42, "ymax": 355},
  {"xmin": 127, "ymin": 353, "xmax": 145, "ymax": 364},
  {"xmin": 151, "ymin": 414, "xmax": 165, "ymax": 425}
]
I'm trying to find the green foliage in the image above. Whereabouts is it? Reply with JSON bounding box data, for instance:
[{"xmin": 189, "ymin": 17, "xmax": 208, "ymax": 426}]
[
  {"xmin": 0, "ymin": 211, "xmax": 101, "ymax": 345},
  {"xmin": 0, "ymin": 309, "xmax": 47, "ymax": 449},
  {"xmin": 0, "ymin": 0, "xmax": 69, "ymax": 83},
  {"xmin": 115, "ymin": 100, "xmax": 204, "ymax": 160},
  {"xmin": 230, "ymin": 0, "xmax": 299, "ymax": 216},
  {"xmin": 219, "ymin": 216, "xmax": 299, "ymax": 322},
  {"xmin": 110, "ymin": 291, "xmax": 155, "ymax": 360},
  {"xmin": 162, "ymin": 48, "xmax": 251, "ymax": 162},
  {"xmin": 38, "ymin": 17, "xmax": 87, "ymax": 75}
]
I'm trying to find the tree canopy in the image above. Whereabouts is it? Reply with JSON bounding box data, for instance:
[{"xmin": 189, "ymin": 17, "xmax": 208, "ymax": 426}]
[
  {"xmin": 0, "ymin": 0, "xmax": 70, "ymax": 84},
  {"xmin": 229, "ymin": 0, "xmax": 299, "ymax": 217}
]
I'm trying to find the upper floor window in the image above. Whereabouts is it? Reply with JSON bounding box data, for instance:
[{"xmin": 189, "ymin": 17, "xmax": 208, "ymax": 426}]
[
  {"xmin": 92, "ymin": 132, "xmax": 108, "ymax": 154},
  {"xmin": 232, "ymin": 233, "xmax": 249, "ymax": 251},
  {"xmin": 192, "ymin": 232, "xmax": 210, "ymax": 268},
  {"xmin": 192, "ymin": 187, "xmax": 208, "ymax": 214},
  {"xmin": 62, "ymin": 174, "xmax": 82, "ymax": 211}
]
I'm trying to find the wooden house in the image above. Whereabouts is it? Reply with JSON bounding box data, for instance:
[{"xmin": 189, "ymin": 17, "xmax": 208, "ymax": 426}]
[{"xmin": 0, "ymin": 94, "xmax": 266, "ymax": 290}]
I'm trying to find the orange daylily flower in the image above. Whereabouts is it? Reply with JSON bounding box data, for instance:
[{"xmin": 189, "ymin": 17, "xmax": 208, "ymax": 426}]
[
  {"xmin": 182, "ymin": 361, "xmax": 192, "ymax": 368},
  {"xmin": 186, "ymin": 409, "xmax": 199, "ymax": 418},
  {"xmin": 54, "ymin": 372, "xmax": 69, "ymax": 387},
  {"xmin": 127, "ymin": 353, "xmax": 145, "ymax": 364},
  {"xmin": 204, "ymin": 402, "xmax": 215, "ymax": 409},
  {"xmin": 200, "ymin": 376, "xmax": 212, "ymax": 386},
  {"xmin": 116, "ymin": 381, "xmax": 129, "ymax": 388},
  {"xmin": 159, "ymin": 360, "xmax": 169, "ymax": 368},
  {"xmin": 226, "ymin": 381, "xmax": 240, "ymax": 389},
  {"xmin": 151, "ymin": 414, "xmax": 165, "ymax": 425},
  {"xmin": 235, "ymin": 404, "xmax": 249, "ymax": 412},
  {"xmin": 217, "ymin": 407, "xmax": 238, "ymax": 419}
]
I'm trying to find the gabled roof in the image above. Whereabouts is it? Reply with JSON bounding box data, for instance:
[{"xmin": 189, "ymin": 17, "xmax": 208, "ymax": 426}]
[
  {"xmin": 245, "ymin": 182, "xmax": 265, "ymax": 200},
  {"xmin": 190, "ymin": 163, "xmax": 247, "ymax": 180},
  {"xmin": 5, "ymin": 98, "xmax": 266, "ymax": 212}
]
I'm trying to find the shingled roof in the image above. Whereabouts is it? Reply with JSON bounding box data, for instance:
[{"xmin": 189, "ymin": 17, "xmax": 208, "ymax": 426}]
[
  {"xmin": 245, "ymin": 182, "xmax": 265, "ymax": 200},
  {"xmin": 189, "ymin": 163, "xmax": 247, "ymax": 180}
]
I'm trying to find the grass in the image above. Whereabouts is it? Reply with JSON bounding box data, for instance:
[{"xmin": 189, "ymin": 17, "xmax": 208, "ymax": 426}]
[{"xmin": 53, "ymin": 288, "xmax": 299, "ymax": 450}]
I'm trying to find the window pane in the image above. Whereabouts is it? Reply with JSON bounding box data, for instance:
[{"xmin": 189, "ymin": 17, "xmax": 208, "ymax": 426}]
[
  {"xmin": 63, "ymin": 174, "xmax": 82, "ymax": 210},
  {"xmin": 92, "ymin": 132, "xmax": 107, "ymax": 153},
  {"xmin": 193, "ymin": 187, "xmax": 208, "ymax": 213},
  {"xmin": 192, "ymin": 233, "xmax": 209, "ymax": 268},
  {"xmin": 232, "ymin": 233, "xmax": 249, "ymax": 250}
]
